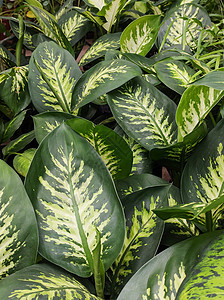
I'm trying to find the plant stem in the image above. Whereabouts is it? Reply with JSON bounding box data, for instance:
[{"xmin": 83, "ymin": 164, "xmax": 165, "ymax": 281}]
[
  {"xmin": 205, "ymin": 210, "xmax": 213, "ymax": 232},
  {"xmin": 16, "ymin": 14, "xmax": 24, "ymax": 67}
]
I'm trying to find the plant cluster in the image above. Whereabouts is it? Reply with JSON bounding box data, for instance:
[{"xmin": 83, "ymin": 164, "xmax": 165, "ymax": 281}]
[{"xmin": 1, "ymin": 0, "xmax": 224, "ymax": 299}]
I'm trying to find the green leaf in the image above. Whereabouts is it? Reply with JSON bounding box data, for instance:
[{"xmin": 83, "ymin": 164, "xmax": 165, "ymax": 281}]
[
  {"xmin": 13, "ymin": 148, "xmax": 36, "ymax": 177},
  {"xmin": 120, "ymin": 15, "xmax": 161, "ymax": 56},
  {"xmin": 58, "ymin": 9, "xmax": 92, "ymax": 47},
  {"xmin": 28, "ymin": 41, "xmax": 82, "ymax": 113},
  {"xmin": 122, "ymin": 52, "xmax": 155, "ymax": 73},
  {"xmin": 117, "ymin": 231, "xmax": 221, "ymax": 300},
  {"xmin": 0, "ymin": 263, "xmax": 99, "ymax": 299},
  {"xmin": 157, "ymin": 4, "xmax": 211, "ymax": 50},
  {"xmin": 110, "ymin": 185, "xmax": 169, "ymax": 297},
  {"xmin": 0, "ymin": 66, "xmax": 31, "ymax": 115},
  {"xmin": 154, "ymin": 59, "xmax": 195, "ymax": 94},
  {"xmin": 25, "ymin": 123, "xmax": 125, "ymax": 277},
  {"xmin": 79, "ymin": 33, "xmax": 121, "ymax": 67},
  {"xmin": 71, "ymin": 59, "xmax": 142, "ymax": 110},
  {"xmin": 66, "ymin": 117, "xmax": 133, "ymax": 181},
  {"xmin": 33, "ymin": 111, "xmax": 76, "ymax": 143},
  {"xmin": 2, "ymin": 110, "xmax": 27, "ymax": 143},
  {"xmin": 191, "ymin": 68, "xmax": 224, "ymax": 90},
  {"xmin": 107, "ymin": 76, "xmax": 178, "ymax": 151},
  {"xmin": 0, "ymin": 45, "xmax": 16, "ymax": 71},
  {"xmin": 177, "ymin": 232, "xmax": 224, "ymax": 299},
  {"xmin": 0, "ymin": 160, "xmax": 38, "ymax": 279},
  {"xmin": 84, "ymin": 0, "xmax": 107, "ymax": 10},
  {"xmin": 2, "ymin": 130, "xmax": 35, "ymax": 157},
  {"xmin": 176, "ymin": 85, "xmax": 224, "ymax": 141}
]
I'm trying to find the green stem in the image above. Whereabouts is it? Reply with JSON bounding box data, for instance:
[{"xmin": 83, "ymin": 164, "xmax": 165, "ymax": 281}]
[
  {"xmin": 205, "ymin": 210, "xmax": 213, "ymax": 232},
  {"xmin": 16, "ymin": 14, "xmax": 24, "ymax": 67},
  {"xmin": 209, "ymin": 112, "xmax": 216, "ymax": 127}
]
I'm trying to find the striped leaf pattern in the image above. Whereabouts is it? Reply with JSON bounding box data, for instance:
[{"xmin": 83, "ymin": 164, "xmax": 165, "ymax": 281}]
[
  {"xmin": 58, "ymin": 10, "xmax": 92, "ymax": 46},
  {"xmin": 120, "ymin": 15, "xmax": 161, "ymax": 56},
  {"xmin": 25, "ymin": 123, "xmax": 125, "ymax": 277},
  {"xmin": 66, "ymin": 118, "xmax": 133, "ymax": 180},
  {"xmin": 0, "ymin": 66, "xmax": 31, "ymax": 115},
  {"xmin": 28, "ymin": 41, "xmax": 81, "ymax": 113},
  {"xmin": 182, "ymin": 119, "xmax": 224, "ymax": 207},
  {"xmin": 157, "ymin": 4, "xmax": 211, "ymax": 50},
  {"xmin": 176, "ymin": 85, "xmax": 224, "ymax": 140},
  {"xmin": 79, "ymin": 33, "xmax": 121, "ymax": 67},
  {"xmin": 0, "ymin": 45, "xmax": 16, "ymax": 71},
  {"xmin": 0, "ymin": 263, "xmax": 99, "ymax": 299},
  {"xmin": 177, "ymin": 233, "xmax": 224, "ymax": 299},
  {"xmin": 72, "ymin": 59, "xmax": 142, "ymax": 110},
  {"xmin": 117, "ymin": 231, "xmax": 221, "ymax": 300},
  {"xmin": 110, "ymin": 186, "xmax": 169, "ymax": 297},
  {"xmin": 107, "ymin": 77, "xmax": 178, "ymax": 151},
  {"xmin": 0, "ymin": 160, "xmax": 38, "ymax": 280}
]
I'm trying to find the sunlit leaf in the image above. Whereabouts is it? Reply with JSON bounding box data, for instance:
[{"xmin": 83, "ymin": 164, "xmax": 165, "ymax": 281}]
[{"xmin": 13, "ymin": 148, "xmax": 36, "ymax": 177}]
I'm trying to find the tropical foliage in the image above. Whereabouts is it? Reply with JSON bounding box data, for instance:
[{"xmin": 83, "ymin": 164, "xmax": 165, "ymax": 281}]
[{"xmin": 1, "ymin": 0, "xmax": 224, "ymax": 299}]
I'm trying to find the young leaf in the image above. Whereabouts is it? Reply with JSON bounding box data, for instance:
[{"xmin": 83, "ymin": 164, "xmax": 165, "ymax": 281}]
[
  {"xmin": 0, "ymin": 263, "xmax": 99, "ymax": 299},
  {"xmin": 176, "ymin": 85, "xmax": 224, "ymax": 141},
  {"xmin": 28, "ymin": 41, "xmax": 82, "ymax": 113},
  {"xmin": 0, "ymin": 160, "xmax": 38, "ymax": 279},
  {"xmin": 13, "ymin": 148, "xmax": 36, "ymax": 177},
  {"xmin": 79, "ymin": 33, "xmax": 121, "ymax": 67},
  {"xmin": 110, "ymin": 185, "xmax": 169, "ymax": 297},
  {"xmin": 25, "ymin": 123, "xmax": 125, "ymax": 277},
  {"xmin": 71, "ymin": 59, "xmax": 142, "ymax": 110},
  {"xmin": 120, "ymin": 15, "xmax": 161, "ymax": 56},
  {"xmin": 117, "ymin": 231, "xmax": 221, "ymax": 300},
  {"xmin": 107, "ymin": 76, "xmax": 178, "ymax": 151},
  {"xmin": 66, "ymin": 117, "xmax": 133, "ymax": 181}
]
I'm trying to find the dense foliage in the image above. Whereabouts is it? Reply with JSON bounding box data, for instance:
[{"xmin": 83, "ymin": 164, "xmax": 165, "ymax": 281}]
[{"xmin": 1, "ymin": 0, "xmax": 224, "ymax": 299}]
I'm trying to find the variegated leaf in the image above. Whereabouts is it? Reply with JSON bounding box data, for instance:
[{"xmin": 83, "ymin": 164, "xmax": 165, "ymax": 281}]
[
  {"xmin": 181, "ymin": 119, "xmax": 224, "ymax": 208},
  {"xmin": 176, "ymin": 85, "xmax": 224, "ymax": 141},
  {"xmin": 0, "ymin": 160, "xmax": 38, "ymax": 280},
  {"xmin": 79, "ymin": 33, "xmax": 121, "ymax": 67},
  {"xmin": 25, "ymin": 123, "xmax": 125, "ymax": 277},
  {"xmin": 58, "ymin": 9, "xmax": 92, "ymax": 47},
  {"xmin": 33, "ymin": 111, "xmax": 76, "ymax": 143},
  {"xmin": 27, "ymin": 5, "xmax": 74, "ymax": 55},
  {"xmin": 0, "ymin": 263, "xmax": 99, "ymax": 299},
  {"xmin": 84, "ymin": 0, "xmax": 107, "ymax": 10},
  {"xmin": 66, "ymin": 117, "xmax": 133, "ymax": 180},
  {"xmin": 120, "ymin": 15, "xmax": 161, "ymax": 56},
  {"xmin": 117, "ymin": 231, "xmax": 221, "ymax": 300},
  {"xmin": 0, "ymin": 45, "xmax": 16, "ymax": 71},
  {"xmin": 157, "ymin": 4, "xmax": 211, "ymax": 50},
  {"xmin": 122, "ymin": 52, "xmax": 155, "ymax": 73},
  {"xmin": 28, "ymin": 41, "xmax": 81, "ymax": 113},
  {"xmin": 2, "ymin": 131, "xmax": 35, "ymax": 157},
  {"xmin": 55, "ymin": 0, "xmax": 74, "ymax": 21},
  {"xmin": 177, "ymin": 233, "xmax": 224, "ymax": 299},
  {"xmin": 13, "ymin": 148, "xmax": 36, "ymax": 177},
  {"xmin": 0, "ymin": 66, "xmax": 31, "ymax": 115},
  {"xmin": 114, "ymin": 125, "xmax": 153, "ymax": 175},
  {"xmin": 107, "ymin": 76, "xmax": 178, "ymax": 151},
  {"xmin": 154, "ymin": 59, "xmax": 195, "ymax": 94},
  {"xmin": 110, "ymin": 186, "xmax": 169, "ymax": 297},
  {"xmin": 71, "ymin": 59, "xmax": 142, "ymax": 110}
]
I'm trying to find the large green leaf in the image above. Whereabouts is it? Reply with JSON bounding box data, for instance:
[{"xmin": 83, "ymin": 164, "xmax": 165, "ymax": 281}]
[
  {"xmin": 66, "ymin": 117, "xmax": 133, "ymax": 181},
  {"xmin": 120, "ymin": 15, "xmax": 161, "ymax": 56},
  {"xmin": 79, "ymin": 33, "xmax": 121, "ymax": 67},
  {"xmin": 117, "ymin": 231, "xmax": 221, "ymax": 300},
  {"xmin": 191, "ymin": 68, "xmax": 224, "ymax": 90},
  {"xmin": 181, "ymin": 119, "xmax": 224, "ymax": 206},
  {"xmin": 177, "ymin": 232, "xmax": 224, "ymax": 299},
  {"xmin": 0, "ymin": 66, "xmax": 31, "ymax": 115},
  {"xmin": 33, "ymin": 111, "xmax": 76, "ymax": 143},
  {"xmin": 0, "ymin": 160, "xmax": 38, "ymax": 279},
  {"xmin": 0, "ymin": 263, "xmax": 99, "ymax": 299},
  {"xmin": 154, "ymin": 58, "xmax": 195, "ymax": 94},
  {"xmin": 157, "ymin": 4, "xmax": 211, "ymax": 50},
  {"xmin": 28, "ymin": 41, "xmax": 81, "ymax": 113},
  {"xmin": 176, "ymin": 85, "xmax": 224, "ymax": 141},
  {"xmin": 71, "ymin": 59, "xmax": 142, "ymax": 110},
  {"xmin": 25, "ymin": 123, "xmax": 125, "ymax": 277},
  {"xmin": 107, "ymin": 76, "xmax": 178, "ymax": 151},
  {"xmin": 110, "ymin": 185, "xmax": 169, "ymax": 297},
  {"xmin": 58, "ymin": 9, "xmax": 92, "ymax": 47}
]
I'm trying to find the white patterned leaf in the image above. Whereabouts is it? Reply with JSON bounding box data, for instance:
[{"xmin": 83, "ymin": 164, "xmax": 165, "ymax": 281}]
[
  {"xmin": 25, "ymin": 123, "xmax": 125, "ymax": 277},
  {"xmin": 120, "ymin": 15, "xmax": 161, "ymax": 56},
  {"xmin": 84, "ymin": 0, "xmax": 107, "ymax": 10},
  {"xmin": 0, "ymin": 160, "xmax": 38, "ymax": 280}
]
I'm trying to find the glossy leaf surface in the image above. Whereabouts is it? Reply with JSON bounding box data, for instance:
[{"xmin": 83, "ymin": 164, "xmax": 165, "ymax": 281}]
[
  {"xmin": 13, "ymin": 148, "xmax": 36, "ymax": 177},
  {"xmin": 25, "ymin": 123, "xmax": 125, "ymax": 277}
]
